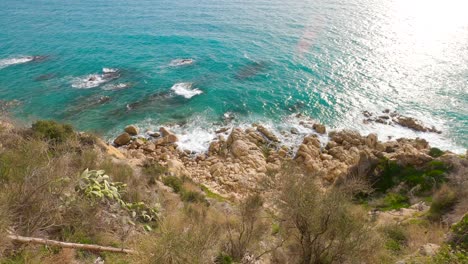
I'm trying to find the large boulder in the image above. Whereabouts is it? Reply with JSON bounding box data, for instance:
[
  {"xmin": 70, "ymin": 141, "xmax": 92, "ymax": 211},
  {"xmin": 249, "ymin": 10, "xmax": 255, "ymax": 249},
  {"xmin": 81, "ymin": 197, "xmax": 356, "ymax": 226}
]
[
  {"xmin": 124, "ymin": 125, "xmax": 139, "ymax": 136},
  {"xmin": 167, "ymin": 159, "xmax": 190, "ymax": 177},
  {"xmin": 114, "ymin": 133, "xmax": 131, "ymax": 146}
]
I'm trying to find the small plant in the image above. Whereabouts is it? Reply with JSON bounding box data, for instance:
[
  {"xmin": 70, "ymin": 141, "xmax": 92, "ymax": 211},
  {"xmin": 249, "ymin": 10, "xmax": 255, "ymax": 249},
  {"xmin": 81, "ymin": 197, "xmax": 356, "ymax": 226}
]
[
  {"xmin": 215, "ymin": 252, "xmax": 233, "ymax": 264},
  {"xmin": 428, "ymin": 184, "xmax": 457, "ymax": 221},
  {"xmin": 382, "ymin": 225, "xmax": 407, "ymax": 253},
  {"xmin": 428, "ymin": 147, "xmax": 444, "ymax": 158},
  {"xmin": 449, "ymin": 214, "xmax": 468, "ymax": 250},
  {"xmin": 431, "ymin": 245, "xmax": 468, "ymax": 263},
  {"xmin": 76, "ymin": 169, "xmax": 127, "ymax": 205},
  {"xmin": 201, "ymin": 185, "xmax": 226, "ymax": 202},
  {"xmin": 77, "ymin": 169, "xmax": 159, "ymax": 225},
  {"xmin": 31, "ymin": 120, "xmax": 75, "ymax": 142},
  {"xmin": 180, "ymin": 190, "xmax": 206, "ymax": 204}
]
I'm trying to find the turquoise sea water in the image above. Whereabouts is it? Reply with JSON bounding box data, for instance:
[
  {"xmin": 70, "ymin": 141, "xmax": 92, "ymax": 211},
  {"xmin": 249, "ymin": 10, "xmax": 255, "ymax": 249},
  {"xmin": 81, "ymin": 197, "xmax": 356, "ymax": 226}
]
[{"xmin": 0, "ymin": 0, "xmax": 467, "ymax": 152}]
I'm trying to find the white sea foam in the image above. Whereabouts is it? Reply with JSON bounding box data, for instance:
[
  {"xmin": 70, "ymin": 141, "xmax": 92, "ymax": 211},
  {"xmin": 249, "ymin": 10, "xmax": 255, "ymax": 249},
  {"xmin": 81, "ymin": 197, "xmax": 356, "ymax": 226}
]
[
  {"xmin": 169, "ymin": 59, "xmax": 195, "ymax": 67},
  {"xmin": 72, "ymin": 68, "xmax": 120, "ymax": 89},
  {"xmin": 71, "ymin": 74, "xmax": 108, "ymax": 89},
  {"xmin": 0, "ymin": 56, "xmax": 34, "ymax": 69},
  {"xmin": 102, "ymin": 67, "xmax": 119, "ymax": 73},
  {"xmin": 171, "ymin": 83, "xmax": 203, "ymax": 99},
  {"xmin": 102, "ymin": 83, "xmax": 131, "ymax": 91}
]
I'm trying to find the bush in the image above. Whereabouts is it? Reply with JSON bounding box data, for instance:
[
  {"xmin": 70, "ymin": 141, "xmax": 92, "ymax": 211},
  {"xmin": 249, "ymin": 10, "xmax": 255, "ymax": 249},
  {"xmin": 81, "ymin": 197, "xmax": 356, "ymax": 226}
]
[
  {"xmin": 142, "ymin": 161, "xmax": 167, "ymax": 184},
  {"xmin": 428, "ymin": 184, "xmax": 457, "ymax": 221},
  {"xmin": 381, "ymin": 193, "xmax": 410, "ymax": 211},
  {"xmin": 429, "ymin": 147, "xmax": 444, "ymax": 158},
  {"xmin": 31, "ymin": 120, "xmax": 75, "ymax": 143},
  {"xmin": 279, "ymin": 173, "xmax": 377, "ymax": 263},
  {"xmin": 431, "ymin": 245, "xmax": 468, "ymax": 264},
  {"xmin": 162, "ymin": 176, "xmax": 184, "ymax": 193},
  {"xmin": 215, "ymin": 252, "xmax": 233, "ymax": 264}
]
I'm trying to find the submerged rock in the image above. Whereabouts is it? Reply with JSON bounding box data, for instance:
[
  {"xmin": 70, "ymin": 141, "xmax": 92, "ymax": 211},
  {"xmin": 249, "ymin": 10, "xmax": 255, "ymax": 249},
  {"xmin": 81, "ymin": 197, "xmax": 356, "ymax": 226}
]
[{"xmin": 257, "ymin": 125, "xmax": 280, "ymax": 142}]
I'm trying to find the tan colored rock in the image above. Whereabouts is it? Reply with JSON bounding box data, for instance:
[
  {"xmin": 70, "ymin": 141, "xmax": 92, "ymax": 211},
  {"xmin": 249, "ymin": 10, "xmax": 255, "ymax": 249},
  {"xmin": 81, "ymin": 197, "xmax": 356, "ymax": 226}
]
[
  {"xmin": 231, "ymin": 140, "xmax": 250, "ymax": 158},
  {"xmin": 155, "ymin": 134, "xmax": 178, "ymax": 145},
  {"xmin": 124, "ymin": 125, "xmax": 139, "ymax": 135},
  {"xmin": 96, "ymin": 138, "xmax": 126, "ymax": 159},
  {"xmin": 114, "ymin": 133, "xmax": 131, "ymax": 146},
  {"xmin": 257, "ymin": 125, "xmax": 280, "ymax": 142},
  {"xmin": 313, "ymin": 123, "xmax": 326, "ymax": 134},
  {"xmin": 419, "ymin": 243, "xmax": 440, "ymax": 256}
]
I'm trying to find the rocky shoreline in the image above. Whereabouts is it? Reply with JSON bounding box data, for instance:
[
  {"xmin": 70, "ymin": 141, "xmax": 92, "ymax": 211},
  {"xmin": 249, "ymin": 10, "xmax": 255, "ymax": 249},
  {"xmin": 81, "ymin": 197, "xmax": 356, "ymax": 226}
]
[{"xmin": 109, "ymin": 117, "xmax": 465, "ymax": 199}]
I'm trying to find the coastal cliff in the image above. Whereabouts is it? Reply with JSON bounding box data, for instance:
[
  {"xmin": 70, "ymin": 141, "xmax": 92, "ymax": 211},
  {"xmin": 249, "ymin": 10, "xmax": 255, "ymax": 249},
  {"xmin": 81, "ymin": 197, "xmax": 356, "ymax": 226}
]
[{"xmin": 0, "ymin": 118, "xmax": 467, "ymax": 263}]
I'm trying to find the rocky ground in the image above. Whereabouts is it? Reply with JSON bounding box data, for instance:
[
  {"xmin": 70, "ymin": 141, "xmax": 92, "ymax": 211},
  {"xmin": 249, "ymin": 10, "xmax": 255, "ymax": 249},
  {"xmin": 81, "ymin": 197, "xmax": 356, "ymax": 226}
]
[{"xmin": 109, "ymin": 118, "xmax": 465, "ymax": 200}]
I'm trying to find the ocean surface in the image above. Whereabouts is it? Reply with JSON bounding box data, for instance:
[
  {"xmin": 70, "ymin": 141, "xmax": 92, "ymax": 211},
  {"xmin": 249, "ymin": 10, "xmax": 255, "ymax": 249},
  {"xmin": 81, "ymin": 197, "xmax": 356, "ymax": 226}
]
[{"xmin": 0, "ymin": 0, "xmax": 467, "ymax": 152}]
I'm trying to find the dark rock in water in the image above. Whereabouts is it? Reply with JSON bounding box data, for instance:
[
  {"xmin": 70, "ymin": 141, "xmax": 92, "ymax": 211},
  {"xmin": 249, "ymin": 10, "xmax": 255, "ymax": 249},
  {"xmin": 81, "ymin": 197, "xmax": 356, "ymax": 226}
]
[
  {"xmin": 216, "ymin": 127, "xmax": 230, "ymax": 134},
  {"xmin": 34, "ymin": 73, "xmax": 56, "ymax": 81},
  {"xmin": 291, "ymin": 127, "xmax": 299, "ymax": 134},
  {"xmin": 98, "ymin": 96, "xmax": 111, "ymax": 104},
  {"xmin": 169, "ymin": 59, "xmax": 195, "ymax": 67},
  {"xmin": 30, "ymin": 55, "xmax": 49, "ymax": 62},
  {"xmin": 362, "ymin": 109, "xmax": 442, "ymax": 134},
  {"xmin": 235, "ymin": 61, "xmax": 268, "ymax": 79}
]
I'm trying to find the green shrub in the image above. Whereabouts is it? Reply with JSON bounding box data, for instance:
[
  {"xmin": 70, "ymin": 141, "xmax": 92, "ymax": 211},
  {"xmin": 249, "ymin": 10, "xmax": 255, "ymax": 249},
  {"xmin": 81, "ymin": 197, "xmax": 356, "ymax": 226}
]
[
  {"xmin": 429, "ymin": 147, "xmax": 444, "ymax": 158},
  {"xmin": 431, "ymin": 245, "xmax": 468, "ymax": 264},
  {"xmin": 428, "ymin": 185, "xmax": 457, "ymax": 221},
  {"xmin": 31, "ymin": 120, "xmax": 75, "ymax": 142},
  {"xmin": 162, "ymin": 176, "xmax": 183, "ymax": 193},
  {"xmin": 381, "ymin": 193, "xmax": 410, "ymax": 211},
  {"xmin": 449, "ymin": 214, "xmax": 468, "ymax": 250},
  {"xmin": 382, "ymin": 225, "xmax": 407, "ymax": 253},
  {"xmin": 374, "ymin": 159, "xmax": 449, "ymax": 193}
]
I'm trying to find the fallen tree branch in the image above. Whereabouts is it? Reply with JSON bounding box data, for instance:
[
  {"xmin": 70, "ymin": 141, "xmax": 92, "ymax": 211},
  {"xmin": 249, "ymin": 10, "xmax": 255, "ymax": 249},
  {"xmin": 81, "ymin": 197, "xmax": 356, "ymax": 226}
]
[{"xmin": 7, "ymin": 234, "xmax": 136, "ymax": 254}]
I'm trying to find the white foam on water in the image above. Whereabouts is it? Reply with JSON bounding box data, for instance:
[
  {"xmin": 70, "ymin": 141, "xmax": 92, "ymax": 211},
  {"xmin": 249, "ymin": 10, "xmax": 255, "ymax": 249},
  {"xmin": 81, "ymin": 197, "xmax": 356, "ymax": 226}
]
[
  {"xmin": 170, "ymin": 83, "xmax": 203, "ymax": 99},
  {"xmin": 102, "ymin": 67, "xmax": 119, "ymax": 73},
  {"xmin": 71, "ymin": 68, "xmax": 121, "ymax": 89},
  {"xmin": 0, "ymin": 56, "xmax": 34, "ymax": 69},
  {"xmin": 169, "ymin": 59, "xmax": 195, "ymax": 67},
  {"xmin": 102, "ymin": 83, "xmax": 131, "ymax": 91}
]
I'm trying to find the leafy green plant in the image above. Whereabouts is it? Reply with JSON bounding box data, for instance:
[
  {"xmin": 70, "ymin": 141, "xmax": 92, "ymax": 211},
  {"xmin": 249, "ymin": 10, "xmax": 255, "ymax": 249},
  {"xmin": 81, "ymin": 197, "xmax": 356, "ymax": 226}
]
[
  {"xmin": 77, "ymin": 169, "xmax": 159, "ymax": 225},
  {"xmin": 431, "ymin": 245, "xmax": 468, "ymax": 263},
  {"xmin": 77, "ymin": 169, "xmax": 127, "ymax": 205},
  {"xmin": 382, "ymin": 225, "xmax": 407, "ymax": 253},
  {"xmin": 215, "ymin": 252, "xmax": 233, "ymax": 264},
  {"xmin": 31, "ymin": 120, "xmax": 75, "ymax": 142},
  {"xmin": 201, "ymin": 184, "xmax": 226, "ymax": 202},
  {"xmin": 162, "ymin": 176, "xmax": 183, "ymax": 193}
]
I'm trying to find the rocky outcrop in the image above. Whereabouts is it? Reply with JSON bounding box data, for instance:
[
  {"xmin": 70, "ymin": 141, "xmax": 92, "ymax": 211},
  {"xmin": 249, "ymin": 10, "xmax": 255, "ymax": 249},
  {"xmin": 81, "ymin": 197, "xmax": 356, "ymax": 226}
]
[
  {"xmin": 110, "ymin": 119, "xmax": 461, "ymax": 198},
  {"xmin": 312, "ymin": 123, "xmax": 326, "ymax": 134}
]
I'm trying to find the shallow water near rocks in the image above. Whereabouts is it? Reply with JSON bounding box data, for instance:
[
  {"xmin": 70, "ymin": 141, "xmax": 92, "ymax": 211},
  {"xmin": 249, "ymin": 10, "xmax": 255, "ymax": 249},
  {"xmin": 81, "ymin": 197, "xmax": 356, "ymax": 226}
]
[{"xmin": 0, "ymin": 0, "xmax": 466, "ymax": 153}]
